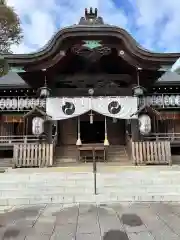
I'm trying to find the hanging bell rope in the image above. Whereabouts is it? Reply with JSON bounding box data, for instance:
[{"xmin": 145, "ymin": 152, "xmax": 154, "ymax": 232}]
[
  {"xmin": 104, "ymin": 116, "xmax": 109, "ymax": 146},
  {"xmin": 113, "ymin": 117, "xmax": 117, "ymax": 123},
  {"xmin": 89, "ymin": 110, "xmax": 94, "ymax": 124},
  {"xmin": 76, "ymin": 116, "xmax": 82, "ymax": 146}
]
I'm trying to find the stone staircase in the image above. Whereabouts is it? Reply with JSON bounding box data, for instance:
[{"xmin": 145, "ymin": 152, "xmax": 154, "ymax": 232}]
[
  {"xmin": 54, "ymin": 145, "xmax": 78, "ymax": 165},
  {"xmin": 2, "ymin": 167, "xmax": 180, "ymax": 205},
  {"xmin": 0, "ymin": 158, "xmax": 12, "ymax": 168},
  {"xmin": 54, "ymin": 145, "xmax": 130, "ymax": 165},
  {"xmin": 107, "ymin": 145, "xmax": 130, "ymax": 164},
  {"xmin": 172, "ymin": 155, "xmax": 180, "ymax": 165}
]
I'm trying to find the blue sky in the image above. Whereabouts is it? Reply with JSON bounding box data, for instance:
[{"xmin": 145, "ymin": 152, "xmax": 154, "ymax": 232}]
[{"xmin": 7, "ymin": 0, "xmax": 180, "ymax": 54}]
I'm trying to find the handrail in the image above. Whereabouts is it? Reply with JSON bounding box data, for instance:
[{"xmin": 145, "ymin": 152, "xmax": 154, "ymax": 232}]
[
  {"xmin": 52, "ymin": 133, "xmax": 58, "ymax": 146},
  {"xmin": 0, "ymin": 135, "xmax": 46, "ymax": 144},
  {"xmin": 127, "ymin": 132, "xmax": 180, "ymax": 142},
  {"xmin": 147, "ymin": 133, "xmax": 180, "ymax": 141},
  {"xmin": 150, "ymin": 133, "xmax": 180, "ymax": 136},
  {"xmin": 0, "ymin": 135, "xmax": 45, "ymax": 138}
]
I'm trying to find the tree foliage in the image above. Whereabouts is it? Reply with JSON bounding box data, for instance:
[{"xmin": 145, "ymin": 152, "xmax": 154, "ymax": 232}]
[{"xmin": 0, "ymin": 0, "xmax": 22, "ymax": 53}]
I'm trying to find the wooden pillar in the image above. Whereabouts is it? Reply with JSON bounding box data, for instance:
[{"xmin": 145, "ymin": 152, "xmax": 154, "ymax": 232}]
[
  {"xmin": 131, "ymin": 119, "xmax": 140, "ymax": 141},
  {"xmin": 44, "ymin": 120, "xmax": 52, "ymax": 144}
]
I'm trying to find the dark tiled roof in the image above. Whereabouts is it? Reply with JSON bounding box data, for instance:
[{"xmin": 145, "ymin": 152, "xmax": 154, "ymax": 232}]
[
  {"xmin": 157, "ymin": 71, "xmax": 180, "ymax": 82},
  {"xmin": 0, "ymin": 72, "xmax": 29, "ymax": 88}
]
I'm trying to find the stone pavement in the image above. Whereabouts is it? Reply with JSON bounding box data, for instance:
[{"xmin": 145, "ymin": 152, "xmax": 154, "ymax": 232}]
[{"xmin": 0, "ymin": 203, "xmax": 180, "ymax": 239}]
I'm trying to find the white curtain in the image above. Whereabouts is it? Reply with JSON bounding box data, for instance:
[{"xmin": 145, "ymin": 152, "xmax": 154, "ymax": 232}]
[
  {"xmin": 46, "ymin": 96, "xmax": 137, "ymax": 120},
  {"xmin": 92, "ymin": 97, "xmax": 137, "ymax": 119},
  {"xmin": 46, "ymin": 97, "xmax": 90, "ymax": 120}
]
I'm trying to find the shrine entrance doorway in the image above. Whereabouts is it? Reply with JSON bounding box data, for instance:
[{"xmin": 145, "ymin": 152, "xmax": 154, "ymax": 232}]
[
  {"xmin": 79, "ymin": 112, "xmax": 104, "ymax": 144},
  {"xmin": 79, "ymin": 111, "xmax": 126, "ymax": 145},
  {"xmin": 80, "ymin": 119, "xmax": 105, "ymax": 144}
]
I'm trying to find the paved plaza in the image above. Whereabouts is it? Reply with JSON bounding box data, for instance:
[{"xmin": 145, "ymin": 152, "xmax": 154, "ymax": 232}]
[{"xmin": 0, "ymin": 202, "xmax": 180, "ymax": 239}]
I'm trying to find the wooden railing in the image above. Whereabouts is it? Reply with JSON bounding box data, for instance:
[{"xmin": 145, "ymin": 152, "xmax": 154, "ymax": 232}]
[
  {"xmin": 0, "ymin": 135, "xmax": 46, "ymax": 145},
  {"xmin": 127, "ymin": 133, "xmax": 180, "ymax": 142},
  {"xmin": 13, "ymin": 143, "xmax": 53, "ymax": 168},
  {"xmin": 144, "ymin": 133, "xmax": 180, "ymax": 142},
  {"xmin": 132, "ymin": 141, "xmax": 172, "ymax": 165},
  {"xmin": 8, "ymin": 133, "xmax": 57, "ymax": 168},
  {"xmin": 126, "ymin": 133, "xmax": 132, "ymax": 160}
]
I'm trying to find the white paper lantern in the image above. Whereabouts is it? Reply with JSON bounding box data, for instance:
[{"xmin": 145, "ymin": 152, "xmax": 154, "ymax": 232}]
[
  {"xmin": 0, "ymin": 98, "xmax": 5, "ymax": 109},
  {"xmin": 5, "ymin": 98, "xmax": 12, "ymax": 109},
  {"xmin": 32, "ymin": 117, "xmax": 44, "ymax": 135},
  {"xmin": 156, "ymin": 96, "xmax": 163, "ymax": 106},
  {"xmin": 139, "ymin": 114, "xmax": 151, "ymax": 135},
  {"xmin": 169, "ymin": 95, "xmax": 176, "ymax": 106},
  {"xmin": 175, "ymin": 95, "xmax": 180, "ymax": 106},
  {"xmin": 164, "ymin": 95, "xmax": 170, "ymax": 106},
  {"xmin": 12, "ymin": 98, "xmax": 18, "ymax": 109},
  {"xmin": 18, "ymin": 98, "xmax": 25, "ymax": 109},
  {"xmin": 151, "ymin": 96, "xmax": 157, "ymax": 106}
]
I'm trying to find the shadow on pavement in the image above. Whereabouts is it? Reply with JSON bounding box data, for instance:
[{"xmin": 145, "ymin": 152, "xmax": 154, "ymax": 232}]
[
  {"xmin": 121, "ymin": 214, "xmax": 143, "ymax": 227},
  {"xmin": 103, "ymin": 230, "xmax": 129, "ymax": 240}
]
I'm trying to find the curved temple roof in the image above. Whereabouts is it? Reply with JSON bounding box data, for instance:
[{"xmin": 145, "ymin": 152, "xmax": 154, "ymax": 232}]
[{"xmin": 2, "ymin": 8, "xmax": 180, "ymax": 67}]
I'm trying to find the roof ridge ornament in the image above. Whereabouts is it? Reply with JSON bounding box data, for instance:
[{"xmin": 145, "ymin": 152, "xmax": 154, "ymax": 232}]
[
  {"xmin": 79, "ymin": 7, "xmax": 104, "ymax": 25},
  {"xmin": 85, "ymin": 7, "xmax": 97, "ymax": 19}
]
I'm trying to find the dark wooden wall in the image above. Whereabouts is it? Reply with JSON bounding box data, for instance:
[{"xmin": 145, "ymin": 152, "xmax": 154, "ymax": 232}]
[
  {"xmin": 107, "ymin": 119, "xmax": 126, "ymax": 145},
  {"xmin": 58, "ymin": 116, "xmax": 126, "ymax": 145},
  {"xmin": 58, "ymin": 118, "xmax": 77, "ymax": 145},
  {"xmin": 52, "ymin": 88, "xmax": 132, "ymax": 97}
]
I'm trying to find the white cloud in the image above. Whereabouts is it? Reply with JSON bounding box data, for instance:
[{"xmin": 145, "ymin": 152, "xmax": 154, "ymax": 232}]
[
  {"xmin": 131, "ymin": 0, "xmax": 180, "ymax": 52},
  {"xmin": 7, "ymin": 0, "xmax": 58, "ymax": 53},
  {"xmin": 6, "ymin": 0, "xmax": 128, "ymax": 54},
  {"xmin": 6, "ymin": 0, "xmax": 180, "ymax": 53}
]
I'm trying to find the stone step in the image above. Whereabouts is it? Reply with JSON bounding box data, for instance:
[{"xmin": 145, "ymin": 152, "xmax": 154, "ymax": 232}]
[
  {"xmin": 55, "ymin": 146, "xmax": 78, "ymax": 160},
  {"xmin": 56, "ymin": 151, "xmax": 77, "ymax": 154},
  {"xmin": 107, "ymin": 151, "xmax": 127, "ymax": 154},
  {"xmin": 0, "ymin": 158, "xmax": 12, "ymax": 168},
  {"xmin": 55, "ymin": 145, "xmax": 129, "ymax": 163},
  {"xmin": 1, "ymin": 193, "xmax": 180, "ymax": 206},
  {"xmin": 107, "ymin": 148, "xmax": 126, "ymax": 151},
  {"xmin": 107, "ymin": 154, "xmax": 127, "ymax": 157},
  {"xmin": 55, "ymin": 157, "xmax": 77, "ymax": 160},
  {"xmin": 2, "ymin": 169, "xmax": 180, "ymax": 205},
  {"xmin": 0, "ymin": 185, "xmax": 180, "ymax": 193},
  {"xmin": 55, "ymin": 159, "xmax": 77, "ymax": 164},
  {"xmin": 172, "ymin": 155, "xmax": 180, "ymax": 164},
  {"xmin": 55, "ymin": 153, "xmax": 77, "ymax": 157}
]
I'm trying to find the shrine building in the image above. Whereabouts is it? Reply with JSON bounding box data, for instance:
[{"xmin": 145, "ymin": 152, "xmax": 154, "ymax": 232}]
[{"xmin": 0, "ymin": 8, "xmax": 180, "ymax": 167}]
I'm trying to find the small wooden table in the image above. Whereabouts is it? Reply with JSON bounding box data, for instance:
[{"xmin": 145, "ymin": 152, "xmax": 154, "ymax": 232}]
[{"xmin": 78, "ymin": 144, "xmax": 106, "ymax": 162}]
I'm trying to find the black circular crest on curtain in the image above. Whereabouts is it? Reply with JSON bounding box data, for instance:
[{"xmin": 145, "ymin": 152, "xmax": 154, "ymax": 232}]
[
  {"xmin": 62, "ymin": 102, "xmax": 75, "ymax": 115},
  {"xmin": 108, "ymin": 101, "xmax": 121, "ymax": 114}
]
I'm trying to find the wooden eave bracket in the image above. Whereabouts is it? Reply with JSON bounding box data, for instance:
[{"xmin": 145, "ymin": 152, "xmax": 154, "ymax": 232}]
[
  {"xmin": 23, "ymin": 106, "xmax": 52, "ymax": 120},
  {"xmin": 130, "ymin": 104, "xmax": 163, "ymax": 119}
]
